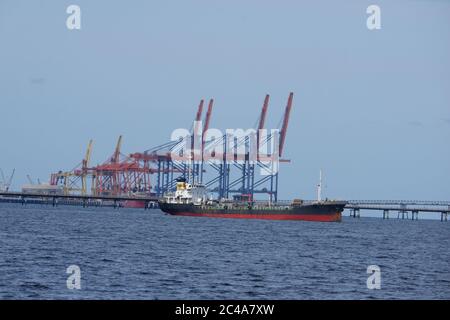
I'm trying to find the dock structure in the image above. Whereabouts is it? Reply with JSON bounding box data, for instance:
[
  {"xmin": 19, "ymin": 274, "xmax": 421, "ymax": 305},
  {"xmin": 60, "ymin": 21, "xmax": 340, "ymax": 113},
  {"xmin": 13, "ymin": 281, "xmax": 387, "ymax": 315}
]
[
  {"xmin": 0, "ymin": 191, "xmax": 159, "ymax": 209},
  {"xmin": 1, "ymin": 192, "xmax": 448, "ymax": 221},
  {"xmin": 345, "ymin": 200, "xmax": 450, "ymax": 221},
  {"xmin": 128, "ymin": 93, "xmax": 294, "ymax": 202},
  {"xmin": 45, "ymin": 93, "xmax": 294, "ymax": 203},
  {"xmin": 3, "ymin": 92, "xmax": 448, "ymax": 220}
]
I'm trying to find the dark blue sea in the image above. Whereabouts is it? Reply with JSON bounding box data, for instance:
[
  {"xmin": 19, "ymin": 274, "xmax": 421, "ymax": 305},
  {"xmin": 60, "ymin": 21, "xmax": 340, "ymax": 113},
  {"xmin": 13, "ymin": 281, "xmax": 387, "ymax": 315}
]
[{"xmin": 0, "ymin": 203, "xmax": 449, "ymax": 299}]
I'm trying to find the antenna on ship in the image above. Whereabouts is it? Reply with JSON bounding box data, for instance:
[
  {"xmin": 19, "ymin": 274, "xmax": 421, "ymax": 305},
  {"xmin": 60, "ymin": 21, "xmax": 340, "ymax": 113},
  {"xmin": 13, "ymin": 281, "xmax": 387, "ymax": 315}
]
[{"xmin": 317, "ymin": 169, "xmax": 322, "ymax": 202}]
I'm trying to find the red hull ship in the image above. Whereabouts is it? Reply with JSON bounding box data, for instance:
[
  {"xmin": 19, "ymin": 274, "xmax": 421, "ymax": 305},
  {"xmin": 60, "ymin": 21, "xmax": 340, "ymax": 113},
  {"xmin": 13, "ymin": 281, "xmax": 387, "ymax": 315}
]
[
  {"xmin": 122, "ymin": 200, "xmax": 146, "ymax": 208},
  {"xmin": 158, "ymin": 178, "xmax": 346, "ymax": 222},
  {"xmin": 159, "ymin": 202, "xmax": 345, "ymax": 222}
]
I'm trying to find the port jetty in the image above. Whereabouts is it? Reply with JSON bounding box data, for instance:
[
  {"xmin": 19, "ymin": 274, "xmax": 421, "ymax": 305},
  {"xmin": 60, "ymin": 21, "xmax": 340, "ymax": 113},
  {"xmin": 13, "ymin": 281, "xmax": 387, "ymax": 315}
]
[
  {"xmin": 1, "ymin": 93, "xmax": 448, "ymax": 221},
  {"xmin": 0, "ymin": 191, "xmax": 449, "ymax": 221}
]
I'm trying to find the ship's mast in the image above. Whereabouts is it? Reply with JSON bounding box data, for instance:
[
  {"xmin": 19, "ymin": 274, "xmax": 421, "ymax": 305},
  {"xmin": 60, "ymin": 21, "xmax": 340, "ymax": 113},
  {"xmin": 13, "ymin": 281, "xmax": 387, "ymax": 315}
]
[{"xmin": 317, "ymin": 169, "xmax": 322, "ymax": 202}]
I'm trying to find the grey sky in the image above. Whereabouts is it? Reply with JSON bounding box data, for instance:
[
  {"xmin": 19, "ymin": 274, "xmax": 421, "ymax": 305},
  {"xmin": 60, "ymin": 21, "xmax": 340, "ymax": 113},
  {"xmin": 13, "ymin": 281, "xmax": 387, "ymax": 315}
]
[{"xmin": 0, "ymin": 0, "xmax": 449, "ymax": 201}]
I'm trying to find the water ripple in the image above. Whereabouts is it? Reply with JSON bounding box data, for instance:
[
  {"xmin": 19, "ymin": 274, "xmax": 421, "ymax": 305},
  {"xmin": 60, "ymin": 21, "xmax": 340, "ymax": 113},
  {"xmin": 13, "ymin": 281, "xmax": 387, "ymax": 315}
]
[{"xmin": 0, "ymin": 203, "xmax": 449, "ymax": 299}]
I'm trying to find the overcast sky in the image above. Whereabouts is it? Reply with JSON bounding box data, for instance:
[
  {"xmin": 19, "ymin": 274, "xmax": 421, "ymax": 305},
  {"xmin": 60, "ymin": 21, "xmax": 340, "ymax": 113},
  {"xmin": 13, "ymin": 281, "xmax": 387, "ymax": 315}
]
[{"xmin": 0, "ymin": 0, "xmax": 449, "ymax": 201}]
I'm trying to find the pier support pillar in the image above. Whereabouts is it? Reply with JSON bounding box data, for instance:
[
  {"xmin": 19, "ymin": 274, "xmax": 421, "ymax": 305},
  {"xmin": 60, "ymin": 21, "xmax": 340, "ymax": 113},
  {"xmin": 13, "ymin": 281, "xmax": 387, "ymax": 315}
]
[{"xmin": 383, "ymin": 210, "xmax": 389, "ymax": 219}]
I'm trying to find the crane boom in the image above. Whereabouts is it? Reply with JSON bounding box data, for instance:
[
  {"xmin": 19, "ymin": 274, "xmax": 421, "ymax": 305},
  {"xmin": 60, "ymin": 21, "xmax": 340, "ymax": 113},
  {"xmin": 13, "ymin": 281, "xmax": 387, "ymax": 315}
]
[
  {"xmin": 195, "ymin": 99, "xmax": 204, "ymax": 122},
  {"xmin": 27, "ymin": 174, "xmax": 34, "ymax": 185},
  {"xmin": 82, "ymin": 140, "xmax": 93, "ymax": 195},
  {"xmin": 8, "ymin": 168, "xmax": 15, "ymax": 186},
  {"xmin": 113, "ymin": 135, "xmax": 122, "ymax": 163},
  {"xmin": 202, "ymin": 99, "xmax": 214, "ymax": 147},
  {"xmin": 279, "ymin": 92, "xmax": 293, "ymax": 157},
  {"xmin": 258, "ymin": 94, "xmax": 270, "ymax": 131},
  {"xmin": 192, "ymin": 99, "xmax": 204, "ymax": 153},
  {"xmin": 83, "ymin": 140, "xmax": 93, "ymax": 169},
  {"xmin": 194, "ymin": 99, "xmax": 204, "ymax": 136},
  {"xmin": 257, "ymin": 94, "xmax": 270, "ymax": 155}
]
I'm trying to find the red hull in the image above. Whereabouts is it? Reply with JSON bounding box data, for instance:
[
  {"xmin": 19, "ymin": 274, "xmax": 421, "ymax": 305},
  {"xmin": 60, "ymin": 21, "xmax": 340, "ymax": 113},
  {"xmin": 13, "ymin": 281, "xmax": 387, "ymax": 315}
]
[
  {"xmin": 122, "ymin": 200, "xmax": 146, "ymax": 208},
  {"xmin": 168, "ymin": 212, "xmax": 342, "ymax": 222}
]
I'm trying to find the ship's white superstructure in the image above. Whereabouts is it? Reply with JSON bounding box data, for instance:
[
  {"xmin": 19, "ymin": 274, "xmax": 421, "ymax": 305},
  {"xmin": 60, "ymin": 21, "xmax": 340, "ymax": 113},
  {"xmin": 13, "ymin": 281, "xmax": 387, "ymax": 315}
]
[{"xmin": 164, "ymin": 177, "xmax": 208, "ymax": 205}]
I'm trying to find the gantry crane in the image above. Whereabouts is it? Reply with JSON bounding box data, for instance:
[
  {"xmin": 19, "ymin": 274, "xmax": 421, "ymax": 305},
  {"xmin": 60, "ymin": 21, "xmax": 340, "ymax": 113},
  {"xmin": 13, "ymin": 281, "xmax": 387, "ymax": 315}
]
[{"xmin": 50, "ymin": 140, "xmax": 94, "ymax": 195}]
